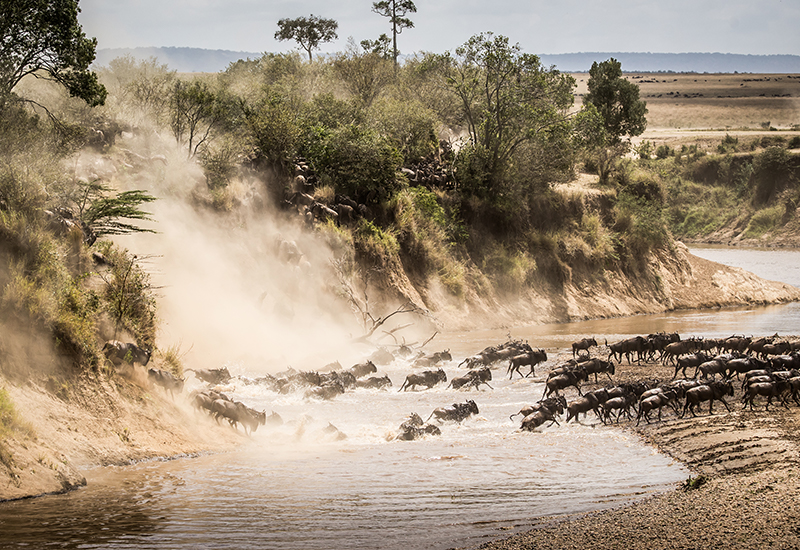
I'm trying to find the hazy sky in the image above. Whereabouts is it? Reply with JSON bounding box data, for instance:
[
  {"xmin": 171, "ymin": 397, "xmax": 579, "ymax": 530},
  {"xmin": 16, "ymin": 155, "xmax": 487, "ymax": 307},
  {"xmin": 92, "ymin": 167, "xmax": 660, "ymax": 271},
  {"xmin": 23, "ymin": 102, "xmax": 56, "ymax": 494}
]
[{"xmin": 79, "ymin": 0, "xmax": 800, "ymax": 56}]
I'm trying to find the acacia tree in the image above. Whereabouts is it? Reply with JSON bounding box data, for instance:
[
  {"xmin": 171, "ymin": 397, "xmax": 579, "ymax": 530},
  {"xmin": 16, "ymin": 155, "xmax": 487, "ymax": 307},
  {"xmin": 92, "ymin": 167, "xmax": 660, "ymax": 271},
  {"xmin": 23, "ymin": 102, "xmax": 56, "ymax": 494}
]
[
  {"xmin": 169, "ymin": 80, "xmax": 240, "ymax": 158},
  {"xmin": 274, "ymin": 15, "xmax": 338, "ymax": 62},
  {"xmin": 581, "ymin": 58, "xmax": 648, "ymax": 183},
  {"xmin": 0, "ymin": 0, "xmax": 106, "ymax": 106},
  {"xmin": 583, "ymin": 58, "xmax": 647, "ymax": 145},
  {"xmin": 371, "ymin": 0, "xmax": 417, "ymax": 72},
  {"xmin": 438, "ymin": 33, "xmax": 575, "ymax": 195}
]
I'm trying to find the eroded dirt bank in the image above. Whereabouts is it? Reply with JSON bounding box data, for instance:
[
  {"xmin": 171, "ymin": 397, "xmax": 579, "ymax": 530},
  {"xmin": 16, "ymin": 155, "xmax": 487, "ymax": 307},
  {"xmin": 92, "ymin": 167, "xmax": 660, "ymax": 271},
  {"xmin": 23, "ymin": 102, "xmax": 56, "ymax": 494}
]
[
  {"xmin": 475, "ymin": 352, "xmax": 800, "ymax": 550},
  {"xmin": 1, "ymin": 245, "xmax": 799, "ymax": 502}
]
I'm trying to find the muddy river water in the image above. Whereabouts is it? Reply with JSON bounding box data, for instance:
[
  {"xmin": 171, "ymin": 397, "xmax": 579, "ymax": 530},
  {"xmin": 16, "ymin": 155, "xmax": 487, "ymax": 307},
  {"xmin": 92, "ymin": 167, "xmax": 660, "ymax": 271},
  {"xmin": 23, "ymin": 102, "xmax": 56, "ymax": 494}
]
[{"xmin": 1, "ymin": 246, "xmax": 799, "ymax": 549}]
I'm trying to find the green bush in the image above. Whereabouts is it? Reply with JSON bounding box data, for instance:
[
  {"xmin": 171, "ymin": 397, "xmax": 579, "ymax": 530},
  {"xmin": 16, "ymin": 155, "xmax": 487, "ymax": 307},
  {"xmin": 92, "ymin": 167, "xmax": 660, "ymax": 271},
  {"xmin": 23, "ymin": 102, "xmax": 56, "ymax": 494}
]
[
  {"xmin": 655, "ymin": 144, "xmax": 674, "ymax": 159},
  {"xmin": 752, "ymin": 147, "xmax": 796, "ymax": 205},
  {"xmin": 368, "ymin": 97, "xmax": 438, "ymax": 163},
  {"xmin": 303, "ymin": 124, "xmax": 402, "ymax": 203},
  {"xmin": 743, "ymin": 205, "xmax": 783, "ymax": 238}
]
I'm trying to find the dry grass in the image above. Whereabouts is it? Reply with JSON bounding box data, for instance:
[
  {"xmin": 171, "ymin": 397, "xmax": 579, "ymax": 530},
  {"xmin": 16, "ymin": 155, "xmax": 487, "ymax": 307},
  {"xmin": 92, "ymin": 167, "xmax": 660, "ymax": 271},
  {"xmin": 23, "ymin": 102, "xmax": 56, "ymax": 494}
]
[{"xmin": 571, "ymin": 72, "xmax": 800, "ymax": 146}]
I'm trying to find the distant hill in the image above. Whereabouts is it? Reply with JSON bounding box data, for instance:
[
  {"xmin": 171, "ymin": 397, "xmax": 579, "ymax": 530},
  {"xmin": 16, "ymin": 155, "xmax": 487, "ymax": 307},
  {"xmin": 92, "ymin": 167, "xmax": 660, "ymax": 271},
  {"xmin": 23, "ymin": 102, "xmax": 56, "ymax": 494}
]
[{"xmin": 94, "ymin": 47, "xmax": 800, "ymax": 74}]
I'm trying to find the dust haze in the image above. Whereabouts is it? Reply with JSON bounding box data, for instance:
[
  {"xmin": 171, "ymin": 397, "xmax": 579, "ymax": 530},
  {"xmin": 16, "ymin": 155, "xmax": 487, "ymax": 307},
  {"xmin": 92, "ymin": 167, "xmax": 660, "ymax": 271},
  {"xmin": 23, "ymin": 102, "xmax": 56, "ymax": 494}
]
[{"xmin": 76, "ymin": 131, "xmax": 386, "ymax": 375}]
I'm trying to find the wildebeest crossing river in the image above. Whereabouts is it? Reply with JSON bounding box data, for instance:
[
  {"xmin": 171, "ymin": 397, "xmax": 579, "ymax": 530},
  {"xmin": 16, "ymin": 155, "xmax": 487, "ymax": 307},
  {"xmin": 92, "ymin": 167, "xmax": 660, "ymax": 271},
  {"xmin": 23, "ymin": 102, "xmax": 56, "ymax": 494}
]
[{"xmin": 1, "ymin": 246, "xmax": 800, "ymax": 549}]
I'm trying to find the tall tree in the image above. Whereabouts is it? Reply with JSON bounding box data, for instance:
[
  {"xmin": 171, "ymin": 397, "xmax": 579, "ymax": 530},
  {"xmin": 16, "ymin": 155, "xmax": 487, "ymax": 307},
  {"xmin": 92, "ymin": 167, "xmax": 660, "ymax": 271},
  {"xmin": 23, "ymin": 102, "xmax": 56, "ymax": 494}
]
[
  {"xmin": 371, "ymin": 0, "xmax": 417, "ymax": 72},
  {"xmin": 0, "ymin": 0, "xmax": 106, "ymax": 106},
  {"xmin": 583, "ymin": 58, "xmax": 647, "ymax": 145},
  {"xmin": 274, "ymin": 15, "xmax": 338, "ymax": 62},
  {"xmin": 438, "ymin": 33, "xmax": 575, "ymax": 194}
]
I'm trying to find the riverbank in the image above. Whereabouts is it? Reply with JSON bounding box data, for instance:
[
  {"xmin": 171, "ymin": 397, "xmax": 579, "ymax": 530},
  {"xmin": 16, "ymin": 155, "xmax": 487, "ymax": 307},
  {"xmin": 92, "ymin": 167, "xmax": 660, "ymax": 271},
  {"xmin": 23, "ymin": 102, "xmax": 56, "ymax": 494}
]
[{"xmin": 475, "ymin": 352, "xmax": 800, "ymax": 550}]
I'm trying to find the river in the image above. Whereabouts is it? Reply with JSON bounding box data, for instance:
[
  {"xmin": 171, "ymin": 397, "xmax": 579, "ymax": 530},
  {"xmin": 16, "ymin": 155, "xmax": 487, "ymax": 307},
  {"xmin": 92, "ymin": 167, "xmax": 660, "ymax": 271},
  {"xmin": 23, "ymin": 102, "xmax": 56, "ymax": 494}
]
[{"xmin": 1, "ymin": 246, "xmax": 798, "ymax": 550}]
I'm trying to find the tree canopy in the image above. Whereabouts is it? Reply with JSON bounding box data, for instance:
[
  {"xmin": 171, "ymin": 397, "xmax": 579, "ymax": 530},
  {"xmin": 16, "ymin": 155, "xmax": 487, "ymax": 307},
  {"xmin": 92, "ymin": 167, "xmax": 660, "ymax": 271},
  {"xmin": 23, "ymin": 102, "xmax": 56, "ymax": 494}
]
[
  {"xmin": 583, "ymin": 58, "xmax": 647, "ymax": 145},
  {"xmin": 0, "ymin": 0, "xmax": 107, "ymax": 106},
  {"xmin": 437, "ymin": 33, "xmax": 575, "ymax": 194},
  {"xmin": 274, "ymin": 15, "xmax": 339, "ymax": 62}
]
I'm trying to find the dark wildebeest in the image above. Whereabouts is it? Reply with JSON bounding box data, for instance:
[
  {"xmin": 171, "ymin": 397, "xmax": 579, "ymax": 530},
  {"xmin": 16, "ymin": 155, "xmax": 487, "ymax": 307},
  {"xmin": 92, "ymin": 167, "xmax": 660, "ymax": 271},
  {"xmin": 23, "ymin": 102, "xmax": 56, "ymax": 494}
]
[
  {"xmin": 682, "ymin": 380, "xmax": 734, "ymax": 417},
  {"xmin": 395, "ymin": 412, "xmax": 441, "ymax": 441},
  {"xmin": 412, "ymin": 350, "xmax": 452, "ymax": 369},
  {"xmin": 348, "ymin": 360, "xmax": 377, "ymax": 378},
  {"xmin": 507, "ymin": 349, "xmax": 547, "ymax": 379},
  {"xmin": 542, "ymin": 368, "xmax": 587, "ymax": 400},
  {"xmin": 673, "ymin": 352, "xmax": 710, "ymax": 379},
  {"xmin": 636, "ymin": 389, "xmax": 678, "ymax": 425},
  {"xmin": 448, "ymin": 367, "xmax": 493, "ymax": 390},
  {"xmin": 103, "ymin": 340, "xmax": 151, "ymax": 367},
  {"xmin": 564, "ymin": 394, "xmax": 601, "ymax": 423},
  {"xmin": 399, "ymin": 368, "xmax": 447, "ymax": 391},
  {"xmin": 607, "ymin": 336, "xmax": 647, "ymax": 365},
  {"xmin": 426, "ymin": 400, "xmax": 479, "ymax": 423},
  {"xmin": 305, "ymin": 381, "xmax": 345, "ymax": 400},
  {"xmin": 572, "ymin": 337, "xmax": 598, "ymax": 359},
  {"xmin": 187, "ymin": 367, "xmax": 232, "ymax": 385},
  {"xmin": 520, "ymin": 408, "xmax": 560, "ymax": 431},
  {"xmin": 742, "ymin": 380, "xmax": 791, "ymax": 411},
  {"xmin": 577, "ymin": 357, "xmax": 615, "ymax": 383},
  {"xmin": 511, "ymin": 396, "xmax": 567, "ymax": 421},
  {"xmin": 211, "ymin": 399, "xmax": 266, "ymax": 435},
  {"xmin": 355, "ymin": 375, "xmax": 392, "ymax": 389},
  {"xmin": 147, "ymin": 368, "xmax": 184, "ymax": 397}
]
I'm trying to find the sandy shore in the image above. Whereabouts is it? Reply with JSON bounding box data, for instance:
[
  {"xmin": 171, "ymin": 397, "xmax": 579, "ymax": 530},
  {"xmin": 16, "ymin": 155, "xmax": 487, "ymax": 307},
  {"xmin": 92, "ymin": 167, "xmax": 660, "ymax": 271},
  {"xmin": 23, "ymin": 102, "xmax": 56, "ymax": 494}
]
[{"xmin": 474, "ymin": 352, "xmax": 800, "ymax": 550}]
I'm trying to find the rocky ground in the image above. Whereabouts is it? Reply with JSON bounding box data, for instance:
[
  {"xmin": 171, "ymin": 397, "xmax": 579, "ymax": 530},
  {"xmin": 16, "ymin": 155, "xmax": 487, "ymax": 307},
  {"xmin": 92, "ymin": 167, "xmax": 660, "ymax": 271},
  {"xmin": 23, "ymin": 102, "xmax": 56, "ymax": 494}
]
[{"xmin": 474, "ymin": 352, "xmax": 800, "ymax": 550}]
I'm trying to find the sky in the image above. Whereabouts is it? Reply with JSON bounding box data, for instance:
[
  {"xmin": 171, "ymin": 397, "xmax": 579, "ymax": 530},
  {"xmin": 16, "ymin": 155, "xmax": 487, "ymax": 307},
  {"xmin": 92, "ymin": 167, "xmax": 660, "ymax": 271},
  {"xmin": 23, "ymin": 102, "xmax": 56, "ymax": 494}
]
[{"xmin": 78, "ymin": 0, "xmax": 800, "ymax": 57}]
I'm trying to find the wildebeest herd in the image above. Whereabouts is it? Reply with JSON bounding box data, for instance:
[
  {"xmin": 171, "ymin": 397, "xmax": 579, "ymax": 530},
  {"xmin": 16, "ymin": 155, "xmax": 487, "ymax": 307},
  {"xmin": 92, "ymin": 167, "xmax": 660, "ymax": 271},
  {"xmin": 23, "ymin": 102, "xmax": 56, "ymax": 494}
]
[{"xmin": 102, "ymin": 330, "xmax": 800, "ymax": 441}]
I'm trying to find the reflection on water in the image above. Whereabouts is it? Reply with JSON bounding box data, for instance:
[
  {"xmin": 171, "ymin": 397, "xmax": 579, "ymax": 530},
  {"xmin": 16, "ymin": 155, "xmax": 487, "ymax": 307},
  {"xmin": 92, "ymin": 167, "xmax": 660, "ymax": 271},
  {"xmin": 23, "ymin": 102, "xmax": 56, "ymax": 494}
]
[{"xmin": 1, "ymin": 246, "xmax": 798, "ymax": 549}]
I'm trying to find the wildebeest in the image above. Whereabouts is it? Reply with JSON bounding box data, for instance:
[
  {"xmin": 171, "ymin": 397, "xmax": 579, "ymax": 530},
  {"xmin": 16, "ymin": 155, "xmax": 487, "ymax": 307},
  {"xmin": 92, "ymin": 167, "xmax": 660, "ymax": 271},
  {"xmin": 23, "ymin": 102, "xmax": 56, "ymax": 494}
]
[
  {"xmin": 682, "ymin": 380, "xmax": 734, "ymax": 417},
  {"xmin": 448, "ymin": 367, "xmax": 493, "ymax": 390},
  {"xmin": 506, "ymin": 349, "xmax": 547, "ymax": 379},
  {"xmin": 147, "ymin": 368, "xmax": 184, "ymax": 397},
  {"xmin": 577, "ymin": 357, "xmax": 615, "ymax": 383},
  {"xmin": 355, "ymin": 375, "xmax": 392, "ymax": 389},
  {"xmin": 103, "ymin": 340, "xmax": 151, "ymax": 367},
  {"xmin": 636, "ymin": 389, "xmax": 678, "ymax": 425},
  {"xmin": 511, "ymin": 396, "xmax": 567, "ymax": 421},
  {"xmin": 187, "ymin": 367, "xmax": 231, "ymax": 385},
  {"xmin": 542, "ymin": 368, "xmax": 587, "ymax": 400},
  {"xmin": 395, "ymin": 412, "xmax": 441, "ymax": 441},
  {"xmin": 426, "ymin": 400, "xmax": 479, "ymax": 423},
  {"xmin": 607, "ymin": 336, "xmax": 647, "ymax": 364},
  {"xmin": 742, "ymin": 380, "xmax": 791, "ymax": 411},
  {"xmin": 348, "ymin": 360, "xmax": 377, "ymax": 378},
  {"xmin": 520, "ymin": 407, "xmax": 560, "ymax": 431},
  {"xmin": 564, "ymin": 393, "xmax": 601, "ymax": 423},
  {"xmin": 305, "ymin": 381, "xmax": 345, "ymax": 400},
  {"xmin": 211, "ymin": 399, "xmax": 266, "ymax": 435},
  {"xmin": 412, "ymin": 350, "xmax": 452, "ymax": 369},
  {"xmin": 399, "ymin": 368, "xmax": 447, "ymax": 391},
  {"xmin": 572, "ymin": 337, "xmax": 598, "ymax": 358}
]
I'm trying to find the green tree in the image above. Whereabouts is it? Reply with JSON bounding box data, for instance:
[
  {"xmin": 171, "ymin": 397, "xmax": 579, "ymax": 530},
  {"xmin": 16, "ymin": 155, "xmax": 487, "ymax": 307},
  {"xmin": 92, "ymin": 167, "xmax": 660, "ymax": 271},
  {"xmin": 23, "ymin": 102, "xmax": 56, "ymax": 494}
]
[
  {"xmin": 360, "ymin": 34, "xmax": 392, "ymax": 59},
  {"xmin": 331, "ymin": 39, "xmax": 394, "ymax": 108},
  {"xmin": 274, "ymin": 15, "xmax": 338, "ymax": 62},
  {"xmin": 371, "ymin": 0, "xmax": 417, "ymax": 72},
  {"xmin": 439, "ymin": 33, "xmax": 575, "ymax": 195},
  {"xmin": 0, "ymin": 0, "xmax": 107, "ymax": 106},
  {"xmin": 583, "ymin": 58, "xmax": 647, "ymax": 145},
  {"xmin": 169, "ymin": 79, "xmax": 240, "ymax": 158}
]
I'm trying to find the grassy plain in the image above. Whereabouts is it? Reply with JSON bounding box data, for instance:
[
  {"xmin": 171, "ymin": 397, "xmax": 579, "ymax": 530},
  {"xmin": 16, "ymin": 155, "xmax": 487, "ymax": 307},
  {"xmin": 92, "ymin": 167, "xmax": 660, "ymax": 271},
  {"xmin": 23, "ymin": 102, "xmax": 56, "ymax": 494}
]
[{"xmin": 572, "ymin": 72, "xmax": 800, "ymax": 150}]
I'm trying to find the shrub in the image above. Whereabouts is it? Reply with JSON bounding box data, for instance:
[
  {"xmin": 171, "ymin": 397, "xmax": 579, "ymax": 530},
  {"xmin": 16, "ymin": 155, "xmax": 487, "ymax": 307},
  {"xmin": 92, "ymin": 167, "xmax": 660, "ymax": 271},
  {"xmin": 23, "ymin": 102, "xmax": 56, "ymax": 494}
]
[
  {"xmin": 788, "ymin": 136, "xmax": 800, "ymax": 149},
  {"xmin": 752, "ymin": 147, "xmax": 796, "ymax": 206},
  {"xmin": 303, "ymin": 124, "xmax": 403, "ymax": 204},
  {"xmin": 614, "ymin": 193, "xmax": 669, "ymax": 254},
  {"xmin": 368, "ymin": 97, "xmax": 438, "ymax": 163},
  {"xmin": 655, "ymin": 144, "xmax": 673, "ymax": 159},
  {"xmin": 717, "ymin": 134, "xmax": 739, "ymax": 154},
  {"xmin": 743, "ymin": 205, "xmax": 783, "ymax": 238}
]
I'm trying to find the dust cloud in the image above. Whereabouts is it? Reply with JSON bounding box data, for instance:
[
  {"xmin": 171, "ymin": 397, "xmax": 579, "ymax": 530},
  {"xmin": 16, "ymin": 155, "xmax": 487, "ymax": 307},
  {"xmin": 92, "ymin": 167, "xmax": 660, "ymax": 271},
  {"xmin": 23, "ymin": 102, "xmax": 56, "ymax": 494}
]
[{"xmin": 81, "ymin": 132, "xmax": 370, "ymax": 375}]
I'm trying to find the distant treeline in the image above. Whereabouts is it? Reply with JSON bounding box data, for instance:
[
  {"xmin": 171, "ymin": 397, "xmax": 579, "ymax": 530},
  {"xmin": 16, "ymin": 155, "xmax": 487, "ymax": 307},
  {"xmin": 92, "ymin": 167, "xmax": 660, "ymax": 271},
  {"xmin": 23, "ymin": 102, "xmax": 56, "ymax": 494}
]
[{"xmin": 94, "ymin": 47, "xmax": 800, "ymax": 75}]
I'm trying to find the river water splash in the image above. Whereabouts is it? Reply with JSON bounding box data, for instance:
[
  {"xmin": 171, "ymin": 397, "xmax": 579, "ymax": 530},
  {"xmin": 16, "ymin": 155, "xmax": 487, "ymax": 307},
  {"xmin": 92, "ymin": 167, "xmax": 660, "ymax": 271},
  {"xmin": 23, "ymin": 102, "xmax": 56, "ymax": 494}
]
[{"xmin": 1, "ymin": 247, "xmax": 799, "ymax": 549}]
